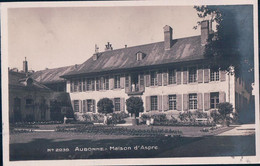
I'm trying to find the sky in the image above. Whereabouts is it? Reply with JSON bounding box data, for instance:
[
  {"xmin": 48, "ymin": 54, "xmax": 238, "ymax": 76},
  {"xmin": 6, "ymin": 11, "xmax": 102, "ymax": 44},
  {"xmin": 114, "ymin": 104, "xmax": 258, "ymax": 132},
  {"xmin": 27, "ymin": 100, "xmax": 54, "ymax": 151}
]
[{"xmin": 8, "ymin": 6, "xmax": 202, "ymax": 71}]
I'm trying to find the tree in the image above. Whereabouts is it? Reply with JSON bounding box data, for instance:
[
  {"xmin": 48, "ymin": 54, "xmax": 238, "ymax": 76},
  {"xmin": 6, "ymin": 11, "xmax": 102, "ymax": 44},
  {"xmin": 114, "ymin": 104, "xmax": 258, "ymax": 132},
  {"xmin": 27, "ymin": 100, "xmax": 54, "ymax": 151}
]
[
  {"xmin": 194, "ymin": 5, "xmax": 254, "ymax": 81},
  {"xmin": 126, "ymin": 97, "xmax": 144, "ymax": 118},
  {"xmin": 217, "ymin": 102, "xmax": 233, "ymax": 126},
  {"xmin": 97, "ymin": 98, "xmax": 114, "ymax": 115}
]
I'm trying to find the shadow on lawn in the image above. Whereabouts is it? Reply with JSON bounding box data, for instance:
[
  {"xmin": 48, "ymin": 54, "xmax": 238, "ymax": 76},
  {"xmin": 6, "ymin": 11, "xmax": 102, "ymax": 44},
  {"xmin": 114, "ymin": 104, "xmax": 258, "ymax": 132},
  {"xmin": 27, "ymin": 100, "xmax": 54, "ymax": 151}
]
[{"xmin": 10, "ymin": 135, "xmax": 255, "ymax": 161}]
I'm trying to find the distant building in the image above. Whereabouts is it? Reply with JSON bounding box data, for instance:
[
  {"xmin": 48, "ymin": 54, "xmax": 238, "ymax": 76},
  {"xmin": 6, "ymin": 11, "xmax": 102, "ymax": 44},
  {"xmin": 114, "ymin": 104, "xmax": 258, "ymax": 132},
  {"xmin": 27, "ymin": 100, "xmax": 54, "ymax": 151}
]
[{"xmin": 9, "ymin": 58, "xmax": 73, "ymax": 123}]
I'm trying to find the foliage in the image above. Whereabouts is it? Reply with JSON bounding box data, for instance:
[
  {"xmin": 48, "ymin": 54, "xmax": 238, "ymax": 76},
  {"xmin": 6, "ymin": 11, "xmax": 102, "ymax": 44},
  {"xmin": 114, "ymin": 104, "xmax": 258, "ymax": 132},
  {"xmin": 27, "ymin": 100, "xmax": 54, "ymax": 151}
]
[
  {"xmin": 194, "ymin": 5, "xmax": 254, "ymax": 80},
  {"xmin": 178, "ymin": 111, "xmax": 193, "ymax": 122},
  {"xmin": 97, "ymin": 98, "xmax": 114, "ymax": 114},
  {"xmin": 126, "ymin": 97, "xmax": 144, "ymax": 118},
  {"xmin": 151, "ymin": 114, "xmax": 167, "ymax": 123},
  {"xmin": 108, "ymin": 112, "xmax": 129, "ymax": 125},
  {"xmin": 210, "ymin": 110, "xmax": 223, "ymax": 124},
  {"xmin": 217, "ymin": 102, "xmax": 233, "ymax": 126}
]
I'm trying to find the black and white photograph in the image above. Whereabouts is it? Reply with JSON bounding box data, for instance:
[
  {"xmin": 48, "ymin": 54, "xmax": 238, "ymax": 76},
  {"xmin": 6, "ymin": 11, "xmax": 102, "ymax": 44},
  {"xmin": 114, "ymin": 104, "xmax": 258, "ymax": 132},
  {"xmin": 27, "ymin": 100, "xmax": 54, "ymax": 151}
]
[{"xmin": 1, "ymin": 0, "xmax": 259, "ymax": 165}]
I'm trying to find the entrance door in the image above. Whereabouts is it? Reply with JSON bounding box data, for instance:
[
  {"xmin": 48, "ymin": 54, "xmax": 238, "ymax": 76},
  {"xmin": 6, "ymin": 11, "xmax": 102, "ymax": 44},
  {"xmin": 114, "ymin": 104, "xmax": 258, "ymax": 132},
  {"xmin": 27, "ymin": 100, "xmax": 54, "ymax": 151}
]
[{"xmin": 13, "ymin": 97, "xmax": 22, "ymax": 122}]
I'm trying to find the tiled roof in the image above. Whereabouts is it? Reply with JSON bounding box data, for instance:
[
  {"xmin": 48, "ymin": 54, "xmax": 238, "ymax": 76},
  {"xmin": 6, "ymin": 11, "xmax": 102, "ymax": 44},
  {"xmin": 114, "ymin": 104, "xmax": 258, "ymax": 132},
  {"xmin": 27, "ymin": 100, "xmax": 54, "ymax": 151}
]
[
  {"xmin": 9, "ymin": 71, "xmax": 51, "ymax": 91},
  {"xmin": 31, "ymin": 65, "xmax": 76, "ymax": 84},
  {"xmin": 62, "ymin": 35, "xmax": 205, "ymax": 78}
]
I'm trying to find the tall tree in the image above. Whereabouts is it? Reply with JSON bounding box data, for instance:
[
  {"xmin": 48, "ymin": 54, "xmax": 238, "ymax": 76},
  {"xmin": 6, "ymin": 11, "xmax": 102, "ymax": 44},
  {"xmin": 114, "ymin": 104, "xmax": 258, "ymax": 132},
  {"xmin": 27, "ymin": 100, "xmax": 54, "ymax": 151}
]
[{"xmin": 194, "ymin": 5, "xmax": 254, "ymax": 82}]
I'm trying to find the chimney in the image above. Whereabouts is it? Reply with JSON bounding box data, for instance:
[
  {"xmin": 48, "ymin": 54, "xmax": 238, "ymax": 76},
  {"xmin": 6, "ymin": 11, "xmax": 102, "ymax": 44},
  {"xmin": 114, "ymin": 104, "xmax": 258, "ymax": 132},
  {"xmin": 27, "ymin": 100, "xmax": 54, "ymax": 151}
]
[
  {"xmin": 201, "ymin": 20, "xmax": 209, "ymax": 46},
  {"xmin": 105, "ymin": 42, "xmax": 113, "ymax": 51},
  {"xmin": 93, "ymin": 44, "xmax": 100, "ymax": 61},
  {"xmin": 163, "ymin": 25, "xmax": 173, "ymax": 50},
  {"xmin": 23, "ymin": 57, "xmax": 28, "ymax": 73}
]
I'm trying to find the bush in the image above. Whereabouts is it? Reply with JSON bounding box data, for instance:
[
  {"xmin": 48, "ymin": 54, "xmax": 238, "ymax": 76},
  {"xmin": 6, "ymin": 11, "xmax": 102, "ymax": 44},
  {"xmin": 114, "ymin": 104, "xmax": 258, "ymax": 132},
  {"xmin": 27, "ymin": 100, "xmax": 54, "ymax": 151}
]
[
  {"xmin": 97, "ymin": 98, "xmax": 114, "ymax": 114},
  {"xmin": 151, "ymin": 114, "xmax": 167, "ymax": 123},
  {"xmin": 217, "ymin": 102, "xmax": 233, "ymax": 126},
  {"xmin": 178, "ymin": 111, "xmax": 193, "ymax": 122},
  {"xmin": 108, "ymin": 112, "xmax": 129, "ymax": 125},
  {"xmin": 126, "ymin": 97, "xmax": 144, "ymax": 118}
]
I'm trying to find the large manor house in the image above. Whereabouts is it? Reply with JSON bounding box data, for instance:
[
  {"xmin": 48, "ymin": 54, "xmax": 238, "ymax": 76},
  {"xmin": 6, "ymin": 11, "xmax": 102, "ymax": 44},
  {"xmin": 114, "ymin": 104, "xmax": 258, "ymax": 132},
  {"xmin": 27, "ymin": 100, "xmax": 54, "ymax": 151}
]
[{"xmin": 9, "ymin": 20, "xmax": 252, "ymax": 122}]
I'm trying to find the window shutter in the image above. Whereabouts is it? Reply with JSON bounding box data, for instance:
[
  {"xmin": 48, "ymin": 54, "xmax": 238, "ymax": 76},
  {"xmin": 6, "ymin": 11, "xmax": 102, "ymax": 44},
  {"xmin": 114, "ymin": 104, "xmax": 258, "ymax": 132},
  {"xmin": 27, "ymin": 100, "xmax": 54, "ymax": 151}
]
[
  {"xmin": 92, "ymin": 79, "xmax": 95, "ymax": 91},
  {"xmin": 145, "ymin": 73, "xmax": 150, "ymax": 87},
  {"xmin": 183, "ymin": 94, "xmax": 188, "ymax": 111},
  {"xmin": 145, "ymin": 96, "xmax": 151, "ymax": 112},
  {"xmin": 139, "ymin": 74, "xmax": 145, "ymax": 91},
  {"xmin": 198, "ymin": 68, "xmax": 203, "ymax": 83},
  {"xmin": 92, "ymin": 100, "xmax": 96, "ymax": 113},
  {"xmin": 109, "ymin": 76, "xmax": 114, "ymax": 90},
  {"xmin": 220, "ymin": 70, "xmax": 226, "ymax": 81},
  {"xmin": 183, "ymin": 69, "xmax": 187, "ymax": 84},
  {"xmin": 163, "ymin": 71, "xmax": 167, "ymax": 86},
  {"xmin": 120, "ymin": 75, "xmax": 125, "ymax": 89},
  {"xmin": 204, "ymin": 93, "xmax": 210, "ymax": 111},
  {"xmin": 70, "ymin": 80, "xmax": 74, "ymax": 92},
  {"xmin": 204, "ymin": 68, "xmax": 209, "ymax": 83},
  {"xmin": 177, "ymin": 70, "xmax": 181, "ymax": 85},
  {"xmin": 163, "ymin": 95, "xmax": 168, "ymax": 111},
  {"xmin": 110, "ymin": 98, "xmax": 115, "ymax": 112},
  {"xmin": 177, "ymin": 94, "xmax": 182, "ymax": 111},
  {"xmin": 219, "ymin": 91, "xmax": 226, "ymax": 103},
  {"xmin": 72, "ymin": 100, "xmax": 75, "ymax": 111},
  {"xmin": 83, "ymin": 100, "xmax": 86, "ymax": 113},
  {"xmin": 120, "ymin": 98, "xmax": 125, "ymax": 112},
  {"xmin": 79, "ymin": 100, "xmax": 82, "ymax": 113},
  {"xmin": 158, "ymin": 95, "xmax": 162, "ymax": 111},
  {"xmin": 197, "ymin": 93, "xmax": 203, "ymax": 111},
  {"xmin": 157, "ymin": 72, "xmax": 162, "ymax": 86}
]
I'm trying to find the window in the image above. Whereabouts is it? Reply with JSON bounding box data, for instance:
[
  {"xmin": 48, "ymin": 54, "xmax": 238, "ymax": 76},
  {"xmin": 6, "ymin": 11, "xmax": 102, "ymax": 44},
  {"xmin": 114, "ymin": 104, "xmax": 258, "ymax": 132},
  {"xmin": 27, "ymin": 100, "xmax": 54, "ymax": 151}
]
[
  {"xmin": 26, "ymin": 99, "xmax": 33, "ymax": 106},
  {"xmin": 189, "ymin": 67, "xmax": 197, "ymax": 83},
  {"xmin": 87, "ymin": 79, "xmax": 92, "ymax": 91},
  {"xmin": 114, "ymin": 98, "xmax": 121, "ymax": 111},
  {"xmin": 150, "ymin": 71, "xmax": 157, "ymax": 86},
  {"xmin": 74, "ymin": 100, "xmax": 79, "ymax": 112},
  {"xmin": 140, "ymin": 73, "xmax": 144, "ymax": 86},
  {"xmin": 87, "ymin": 100, "xmax": 94, "ymax": 112},
  {"xmin": 151, "ymin": 96, "xmax": 158, "ymax": 111},
  {"xmin": 82, "ymin": 78, "xmax": 86, "ymax": 91},
  {"xmin": 79, "ymin": 79, "xmax": 82, "ymax": 92},
  {"xmin": 210, "ymin": 69, "xmax": 219, "ymax": 81},
  {"xmin": 136, "ymin": 52, "xmax": 142, "ymax": 61},
  {"xmin": 125, "ymin": 74, "xmax": 129, "ymax": 87},
  {"xmin": 169, "ymin": 95, "xmax": 177, "ymax": 110},
  {"xmin": 189, "ymin": 94, "xmax": 197, "ymax": 110},
  {"xmin": 114, "ymin": 75, "xmax": 120, "ymax": 89},
  {"xmin": 104, "ymin": 76, "xmax": 109, "ymax": 90},
  {"xmin": 210, "ymin": 92, "xmax": 219, "ymax": 109},
  {"xmin": 168, "ymin": 69, "xmax": 176, "ymax": 84},
  {"xmin": 74, "ymin": 80, "xmax": 78, "ymax": 92}
]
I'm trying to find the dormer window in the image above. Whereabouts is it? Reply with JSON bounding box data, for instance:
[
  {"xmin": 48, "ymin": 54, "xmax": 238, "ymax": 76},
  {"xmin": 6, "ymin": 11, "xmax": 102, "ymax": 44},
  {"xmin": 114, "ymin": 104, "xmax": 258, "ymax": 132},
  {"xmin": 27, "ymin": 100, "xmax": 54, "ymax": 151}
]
[{"xmin": 136, "ymin": 52, "xmax": 145, "ymax": 61}]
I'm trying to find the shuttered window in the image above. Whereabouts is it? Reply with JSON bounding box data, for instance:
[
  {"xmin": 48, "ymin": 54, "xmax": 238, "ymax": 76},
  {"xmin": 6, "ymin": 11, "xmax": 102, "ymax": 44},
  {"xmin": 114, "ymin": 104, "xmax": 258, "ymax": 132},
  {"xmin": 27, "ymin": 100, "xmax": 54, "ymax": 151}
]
[
  {"xmin": 168, "ymin": 69, "xmax": 176, "ymax": 84},
  {"xmin": 82, "ymin": 79, "xmax": 86, "ymax": 91},
  {"xmin": 189, "ymin": 67, "xmax": 197, "ymax": 83},
  {"xmin": 114, "ymin": 75, "xmax": 120, "ymax": 89},
  {"xmin": 169, "ymin": 95, "xmax": 177, "ymax": 110},
  {"xmin": 74, "ymin": 100, "xmax": 79, "ymax": 112},
  {"xmin": 74, "ymin": 80, "xmax": 78, "ymax": 92},
  {"xmin": 79, "ymin": 79, "xmax": 82, "ymax": 92},
  {"xmin": 125, "ymin": 74, "xmax": 129, "ymax": 88},
  {"xmin": 210, "ymin": 69, "xmax": 219, "ymax": 81},
  {"xmin": 87, "ymin": 100, "xmax": 94, "ymax": 112},
  {"xmin": 189, "ymin": 94, "xmax": 197, "ymax": 110},
  {"xmin": 210, "ymin": 92, "xmax": 219, "ymax": 109},
  {"xmin": 151, "ymin": 96, "xmax": 158, "ymax": 111},
  {"xmin": 104, "ymin": 76, "xmax": 109, "ymax": 90},
  {"xmin": 114, "ymin": 98, "xmax": 121, "ymax": 111},
  {"xmin": 150, "ymin": 71, "xmax": 157, "ymax": 86},
  {"xmin": 87, "ymin": 79, "xmax": 92, "ymax": 91}
]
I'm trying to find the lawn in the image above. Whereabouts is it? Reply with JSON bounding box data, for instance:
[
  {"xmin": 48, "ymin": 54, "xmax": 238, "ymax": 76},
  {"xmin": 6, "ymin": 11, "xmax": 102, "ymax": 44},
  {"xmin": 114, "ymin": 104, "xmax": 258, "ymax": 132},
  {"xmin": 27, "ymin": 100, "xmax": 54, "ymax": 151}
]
[{"xmin": 9, "ymin": 124, "xmax": 255, "ymax": 161}]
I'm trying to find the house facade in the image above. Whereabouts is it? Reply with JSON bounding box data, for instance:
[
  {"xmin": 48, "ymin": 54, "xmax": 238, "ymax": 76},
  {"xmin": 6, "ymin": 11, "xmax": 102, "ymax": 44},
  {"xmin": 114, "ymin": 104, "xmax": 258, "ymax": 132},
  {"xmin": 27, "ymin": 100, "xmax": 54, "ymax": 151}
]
[{"xmin": 56, "ymin": 20, "xmax": 252, "ymax": 119}]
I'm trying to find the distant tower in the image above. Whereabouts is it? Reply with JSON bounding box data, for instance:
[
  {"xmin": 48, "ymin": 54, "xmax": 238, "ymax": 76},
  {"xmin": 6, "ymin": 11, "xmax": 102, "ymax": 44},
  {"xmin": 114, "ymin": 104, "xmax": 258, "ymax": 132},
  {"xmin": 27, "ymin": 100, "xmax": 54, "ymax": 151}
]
[{"xmin": 23, "ymin": 57, "xmax": 28, "ymax": 73}]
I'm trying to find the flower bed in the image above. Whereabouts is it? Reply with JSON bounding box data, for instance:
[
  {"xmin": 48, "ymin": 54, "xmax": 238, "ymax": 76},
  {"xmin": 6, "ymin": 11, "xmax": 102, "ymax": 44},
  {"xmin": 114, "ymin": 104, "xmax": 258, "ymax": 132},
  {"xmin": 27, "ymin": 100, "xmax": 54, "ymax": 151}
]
[{"xmin": 56, "ymin": 125, "xmax": 183, "ymax": 137}]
